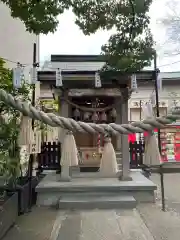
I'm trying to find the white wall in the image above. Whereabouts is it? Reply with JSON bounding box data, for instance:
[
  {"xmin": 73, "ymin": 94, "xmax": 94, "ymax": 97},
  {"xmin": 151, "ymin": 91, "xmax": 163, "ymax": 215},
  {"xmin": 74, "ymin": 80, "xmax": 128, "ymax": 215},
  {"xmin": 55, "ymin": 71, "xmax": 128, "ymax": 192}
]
[
  {"xmin": 129, "ymin": 82, "xmax": 180, "ymax": 121},
  {"xmin": 0, "ymin": 3, "xmax": 39, "ymax": 78}
]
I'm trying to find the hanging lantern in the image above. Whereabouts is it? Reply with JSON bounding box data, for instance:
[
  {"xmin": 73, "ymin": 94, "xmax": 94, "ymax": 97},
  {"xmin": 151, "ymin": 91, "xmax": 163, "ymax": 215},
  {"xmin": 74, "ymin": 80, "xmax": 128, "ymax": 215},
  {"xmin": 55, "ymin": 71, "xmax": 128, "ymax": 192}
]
[
  {"xmin": 73, "ymin": 108, "xmax": 80, "ymax": 119},
  {"xmin": 84, "ymin": 112, "xmax": 90, "ymax": 121},
  {"xmin": 92, "ymin": 112, "xmax": 99, "ymax": 122},
  {"xmin": 110, "ymin": 108, "xmax": 117, "ymax": 118},
  {"xmin": 101, "ymin": 112, "xmax": 107, "ymax": 122}
]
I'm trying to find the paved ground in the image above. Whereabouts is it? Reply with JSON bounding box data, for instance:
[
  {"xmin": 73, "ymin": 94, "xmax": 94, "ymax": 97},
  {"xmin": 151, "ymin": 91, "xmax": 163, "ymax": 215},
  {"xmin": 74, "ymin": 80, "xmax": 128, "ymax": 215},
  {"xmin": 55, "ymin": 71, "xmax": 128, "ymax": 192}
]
[
  {"xmin": 2, "ymin": 207, "xmax": 59, "ymax": 240},
  {"xmin": 151, "ymin": 173, "xmax": 180, "ymax": 213},
  {"xmin": 3, "ymin": 173, "xmax": 180, "ymax": 240}
]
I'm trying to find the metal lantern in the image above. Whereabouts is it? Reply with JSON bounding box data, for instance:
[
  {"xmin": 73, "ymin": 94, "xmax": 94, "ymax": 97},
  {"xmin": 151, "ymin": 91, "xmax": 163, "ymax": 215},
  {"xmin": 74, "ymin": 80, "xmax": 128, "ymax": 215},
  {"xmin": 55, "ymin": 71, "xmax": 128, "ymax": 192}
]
[{"xmin": 92, "ymin": 112, "xmax": 99, "ymax": 122}]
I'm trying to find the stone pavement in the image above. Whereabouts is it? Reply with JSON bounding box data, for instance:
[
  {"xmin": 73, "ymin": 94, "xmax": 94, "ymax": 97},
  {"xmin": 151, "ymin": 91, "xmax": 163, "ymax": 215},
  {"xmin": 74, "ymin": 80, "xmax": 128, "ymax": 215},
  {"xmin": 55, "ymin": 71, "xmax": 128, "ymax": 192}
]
[
  {"xmin": 2, "ymin": 207, "xmax": 59, "ymax": 240},
  {"xmin": 151, "ymin": 173, "xmax": 180, "ymax": 212},
  {"xmin": 3, "ymin": 173, "xmax": 180, "ymax": 240}
]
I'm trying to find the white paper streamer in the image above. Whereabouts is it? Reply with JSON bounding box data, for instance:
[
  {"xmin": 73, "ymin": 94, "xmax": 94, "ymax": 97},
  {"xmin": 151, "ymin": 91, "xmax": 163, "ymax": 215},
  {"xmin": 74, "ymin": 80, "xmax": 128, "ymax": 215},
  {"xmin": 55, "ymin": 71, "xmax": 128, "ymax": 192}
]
[
  {"xmin": 56, "ymin": 68, "xmax": 63, "ymax": 86},
  {"xmin": 95, "ymin": 72, "xmax": 101, "ymax": 88},
  {"xmin": 131, "ymin": 74, "xmax": 137, "ymax": 91},
  {"xmin": 13, "ymin": 65, "xmax": 22, "ymax": 88},
  {"xmin": 30, "ymin": 67, "xmax": 37, "ymax": 84},
  {"xmin": 157, "ymin": 73, "xmax": 162, "ymax": 91}
]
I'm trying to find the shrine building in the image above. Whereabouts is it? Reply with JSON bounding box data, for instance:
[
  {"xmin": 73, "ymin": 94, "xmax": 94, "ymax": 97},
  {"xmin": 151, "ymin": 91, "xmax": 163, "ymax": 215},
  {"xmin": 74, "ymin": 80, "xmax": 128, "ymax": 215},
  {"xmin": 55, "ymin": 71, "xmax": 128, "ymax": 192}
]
[{"xmin": 38, "ymin": 54, "xmax": 156, "ymax": 179}]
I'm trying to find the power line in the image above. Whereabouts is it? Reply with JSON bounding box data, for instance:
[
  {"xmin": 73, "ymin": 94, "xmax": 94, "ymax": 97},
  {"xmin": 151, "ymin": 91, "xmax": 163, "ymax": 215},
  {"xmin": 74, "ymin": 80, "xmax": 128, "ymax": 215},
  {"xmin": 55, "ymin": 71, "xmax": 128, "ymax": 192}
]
[
  {"xmin": 0, "ymin": 56, "xmax": 31, "ymax": 67},
  {"xmin": 158, "ymin": 60, "xmax": 180, "ymax": 68},
  {"xmin": 1, "ymin": 55, "xmax": 180, "ymax": 70}
]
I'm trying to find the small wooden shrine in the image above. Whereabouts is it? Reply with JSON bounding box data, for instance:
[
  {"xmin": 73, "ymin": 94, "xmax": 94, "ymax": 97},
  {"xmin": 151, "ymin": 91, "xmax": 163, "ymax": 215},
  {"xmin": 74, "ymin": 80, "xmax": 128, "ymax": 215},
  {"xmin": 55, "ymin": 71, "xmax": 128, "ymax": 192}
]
[{"xmin": 38, "ymin": 54, "xmax": 156, "ymax": 180}]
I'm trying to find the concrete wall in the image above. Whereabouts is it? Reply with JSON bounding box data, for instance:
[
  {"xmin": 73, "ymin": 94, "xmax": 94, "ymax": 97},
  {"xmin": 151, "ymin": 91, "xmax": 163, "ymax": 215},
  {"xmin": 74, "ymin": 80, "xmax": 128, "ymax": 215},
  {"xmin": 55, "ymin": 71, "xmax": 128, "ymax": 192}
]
[{"xmin": 129, "ymin": 81, "xmax": 180, "ymax": 121}]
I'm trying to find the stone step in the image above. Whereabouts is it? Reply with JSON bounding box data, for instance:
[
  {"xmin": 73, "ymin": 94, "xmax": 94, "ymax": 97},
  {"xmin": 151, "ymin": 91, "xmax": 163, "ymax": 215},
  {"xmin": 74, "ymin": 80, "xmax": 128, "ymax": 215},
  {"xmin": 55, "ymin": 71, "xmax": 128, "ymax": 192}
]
[{"xmin": 58, "ymin": 195, "xmax": 136, "ymax": 210}]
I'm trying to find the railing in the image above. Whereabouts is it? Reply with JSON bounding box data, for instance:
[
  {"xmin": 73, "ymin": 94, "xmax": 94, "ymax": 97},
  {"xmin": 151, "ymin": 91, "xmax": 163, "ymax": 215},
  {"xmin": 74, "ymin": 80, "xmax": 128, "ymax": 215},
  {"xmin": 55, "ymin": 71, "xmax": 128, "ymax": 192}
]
[
  {"xmin": 37, "ymin": 141, "xmax": 146, "ymax": 172},
  {"xmin": 37, "ymin": 142, "xmax": 61, "ymax": 173}
]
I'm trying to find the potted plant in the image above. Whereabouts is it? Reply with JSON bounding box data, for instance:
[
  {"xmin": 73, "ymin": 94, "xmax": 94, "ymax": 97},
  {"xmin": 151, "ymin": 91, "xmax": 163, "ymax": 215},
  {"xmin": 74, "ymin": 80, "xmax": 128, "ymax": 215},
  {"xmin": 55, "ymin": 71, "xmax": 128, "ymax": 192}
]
[
  {"xmin": 0, "ymin": 150, "xmax": 18, "ymax": 240},
  {"xmin": 0, "ymin": 59, "xmax": 39, "ymax": 216}
]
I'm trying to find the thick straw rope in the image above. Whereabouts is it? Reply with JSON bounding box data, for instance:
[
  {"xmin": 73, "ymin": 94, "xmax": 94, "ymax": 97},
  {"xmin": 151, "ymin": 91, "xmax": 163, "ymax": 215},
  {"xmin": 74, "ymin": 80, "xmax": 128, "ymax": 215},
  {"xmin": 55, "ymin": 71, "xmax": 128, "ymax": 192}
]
[{"xmin": 0, "ymin": 89, "xmax": 179, "ymax": 135}]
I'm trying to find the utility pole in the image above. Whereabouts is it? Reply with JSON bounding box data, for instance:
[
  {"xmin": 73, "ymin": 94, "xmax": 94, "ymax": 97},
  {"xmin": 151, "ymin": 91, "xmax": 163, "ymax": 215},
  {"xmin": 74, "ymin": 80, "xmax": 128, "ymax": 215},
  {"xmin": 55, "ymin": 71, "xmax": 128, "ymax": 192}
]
[
  {"xmin": 28, "ymin": 43, "xmax": 37, "ymax": 211},
  {"xmin": 154, "ymin": 51, "xmax": 165, "ymax": 211},
  {"xmin": 139, "ymin": 100, "xmax": 142, "ymax": 121},
  {"xmin": 154, "ymin": 52, "xmax": 161, "ymax": 153}
]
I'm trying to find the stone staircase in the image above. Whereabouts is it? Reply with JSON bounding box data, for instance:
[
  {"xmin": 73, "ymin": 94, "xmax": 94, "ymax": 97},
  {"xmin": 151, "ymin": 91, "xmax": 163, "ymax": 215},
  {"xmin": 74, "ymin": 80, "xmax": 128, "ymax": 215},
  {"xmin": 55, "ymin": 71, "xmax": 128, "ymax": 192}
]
[
  {"xmin": 58, "ymin": 195, "xmax": 136, "ymax": 210},
  {"xmin": 36, "ymin": 170, "xmax": 157, "ymax": 210},
  {"xmin": 36, "ymin": 150, "xmax": 157, "ymax": 210},
  {"xmin": 61, "ymin": 152, "xmax": 130, "ymax": 210}
]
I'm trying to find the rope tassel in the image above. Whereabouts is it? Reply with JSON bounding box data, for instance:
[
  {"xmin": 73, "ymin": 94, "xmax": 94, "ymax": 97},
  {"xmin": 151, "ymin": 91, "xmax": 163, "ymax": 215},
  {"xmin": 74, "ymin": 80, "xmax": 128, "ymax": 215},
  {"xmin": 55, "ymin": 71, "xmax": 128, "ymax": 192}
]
[
  {"xmin": 142, "ymin": 103, "xmax": 161, "ymax": 166},
  {"xmin": 60, "ymin": 131, "xmax": 78, "ymax": 181},
  {"xmin": 99, "ymin": 137, "xmax": 118, "ymax": 177}
]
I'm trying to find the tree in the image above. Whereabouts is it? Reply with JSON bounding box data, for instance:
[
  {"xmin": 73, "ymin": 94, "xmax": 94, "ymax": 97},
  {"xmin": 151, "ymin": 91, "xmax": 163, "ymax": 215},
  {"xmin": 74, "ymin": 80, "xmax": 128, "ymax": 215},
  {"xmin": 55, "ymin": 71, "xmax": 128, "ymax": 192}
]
[
  {"xmin": 159, "ymin": 0, "xmax": 180, "ymax": 55},
  {"xmin": 0, "ymin": 59, "xmax": 31, "ymax": 184},
  {"xmin": 2, "ymin": 0, "xmax": 154, "ymax": 71},
  {"xmin": 101, "ymin": 1, "xmax": 154, "ymax": 71}
]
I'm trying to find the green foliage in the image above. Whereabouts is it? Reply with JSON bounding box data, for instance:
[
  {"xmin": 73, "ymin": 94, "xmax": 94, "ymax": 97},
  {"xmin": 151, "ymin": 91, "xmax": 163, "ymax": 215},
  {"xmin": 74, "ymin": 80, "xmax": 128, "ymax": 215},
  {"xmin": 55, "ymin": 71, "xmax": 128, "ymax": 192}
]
[
  {"xmin": 2, "ymin": 0, "xmax": 154, "ymax": 72},
  {"xmin": 0, "ymin": 59, "xmax": 31, "ymax": 183},
  {"xmin": 101, "ymin": 1, "xmax": 155, "ymax": 71}
]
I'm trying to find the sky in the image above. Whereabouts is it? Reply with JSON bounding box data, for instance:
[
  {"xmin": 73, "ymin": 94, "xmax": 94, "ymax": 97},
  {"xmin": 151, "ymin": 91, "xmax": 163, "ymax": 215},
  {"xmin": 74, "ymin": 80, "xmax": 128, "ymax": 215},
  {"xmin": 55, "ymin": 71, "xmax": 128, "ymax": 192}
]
[{"xmin": 40, "ymin": 0, "xmax": 180, "ymax": 72}]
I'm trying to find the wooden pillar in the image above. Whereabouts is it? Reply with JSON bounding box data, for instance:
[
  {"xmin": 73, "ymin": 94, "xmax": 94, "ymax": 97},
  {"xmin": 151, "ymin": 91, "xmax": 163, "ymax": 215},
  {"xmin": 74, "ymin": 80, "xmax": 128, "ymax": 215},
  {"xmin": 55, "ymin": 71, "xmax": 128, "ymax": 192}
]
[{"xmin": 119, "ymin": 88, "xmax": 132, "ymax": 181}]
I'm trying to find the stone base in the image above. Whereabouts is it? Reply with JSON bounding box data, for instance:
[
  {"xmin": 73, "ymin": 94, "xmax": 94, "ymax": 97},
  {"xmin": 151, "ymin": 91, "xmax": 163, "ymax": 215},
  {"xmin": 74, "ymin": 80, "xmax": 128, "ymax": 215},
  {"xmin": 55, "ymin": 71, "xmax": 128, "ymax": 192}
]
[
  {"xmin": 36, "ymin": 170, "xmax": 157, "ymax": 208},
  {"xmin": 119, "ymin": 175, "xmax": 132, "ymax": 181},
  {"xmin": 59, "ymin": 176, "xmax": 72, "ymax": 182}
]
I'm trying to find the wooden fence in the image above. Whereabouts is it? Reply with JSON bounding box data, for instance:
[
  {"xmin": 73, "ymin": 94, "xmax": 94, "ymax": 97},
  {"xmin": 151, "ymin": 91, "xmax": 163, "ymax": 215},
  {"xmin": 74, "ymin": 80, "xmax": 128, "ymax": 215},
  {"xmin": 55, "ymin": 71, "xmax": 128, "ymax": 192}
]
[
  {"xmin": 129, "ymin": 141, "xmax": 145, "ymax": 168},
  {"xmin": 37, "ymin": 142, "xmax": 61, "ymax": 173},
  {"xmin": 36, "ymin": 141, "xmax": 145, "ymax": 172}
]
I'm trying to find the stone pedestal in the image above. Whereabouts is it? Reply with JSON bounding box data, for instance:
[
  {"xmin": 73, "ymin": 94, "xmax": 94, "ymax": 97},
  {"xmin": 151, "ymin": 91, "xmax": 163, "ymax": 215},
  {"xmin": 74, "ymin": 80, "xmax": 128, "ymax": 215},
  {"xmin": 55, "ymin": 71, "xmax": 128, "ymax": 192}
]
[{"xmin": 60, "ymin": 165, "xmax": 71, "ymax": 182}]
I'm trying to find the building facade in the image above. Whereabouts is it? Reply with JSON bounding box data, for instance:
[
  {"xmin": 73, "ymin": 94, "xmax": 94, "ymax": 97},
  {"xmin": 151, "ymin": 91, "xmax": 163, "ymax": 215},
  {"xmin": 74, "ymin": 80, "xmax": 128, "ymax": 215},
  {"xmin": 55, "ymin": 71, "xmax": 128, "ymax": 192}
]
[
  {"xmin": 0, "ymin": 2, "xmax": 40, "ymax": 108},
  {"xmin": 129, "ymin": 72, "xmax": 180, "ymax": 121},
  {"xmin": 0, "ymin": 3, "xmax": 39, "ymax": 75}
]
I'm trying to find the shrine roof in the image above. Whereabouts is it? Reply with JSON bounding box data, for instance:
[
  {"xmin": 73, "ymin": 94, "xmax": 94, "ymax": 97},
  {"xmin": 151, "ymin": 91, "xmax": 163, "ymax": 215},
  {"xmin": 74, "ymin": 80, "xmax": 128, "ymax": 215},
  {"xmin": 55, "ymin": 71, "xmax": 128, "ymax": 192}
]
[
  {"xmin": 51, "ymin": 54, "xmax": 106, "ymax": 62},
  {"xmin": 38, "ymin": 69, "xmax": 155, "ymax": 89}
]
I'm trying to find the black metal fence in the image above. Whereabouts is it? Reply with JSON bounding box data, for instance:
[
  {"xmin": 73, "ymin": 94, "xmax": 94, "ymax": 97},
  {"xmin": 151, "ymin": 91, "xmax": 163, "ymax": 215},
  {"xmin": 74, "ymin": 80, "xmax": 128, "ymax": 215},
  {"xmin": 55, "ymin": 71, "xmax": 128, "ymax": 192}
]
[{"xmin": 37, "ymin": 141, "xmax": 145, "ymax": 171}]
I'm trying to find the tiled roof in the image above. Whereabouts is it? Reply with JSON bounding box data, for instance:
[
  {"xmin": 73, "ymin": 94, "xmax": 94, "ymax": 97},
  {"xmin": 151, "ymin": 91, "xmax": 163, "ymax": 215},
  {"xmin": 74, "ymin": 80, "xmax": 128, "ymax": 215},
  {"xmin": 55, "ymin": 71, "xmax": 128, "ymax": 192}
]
[{"xmin": 42, "ymin": 61, "xmax": 105, "ymax": 71}]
